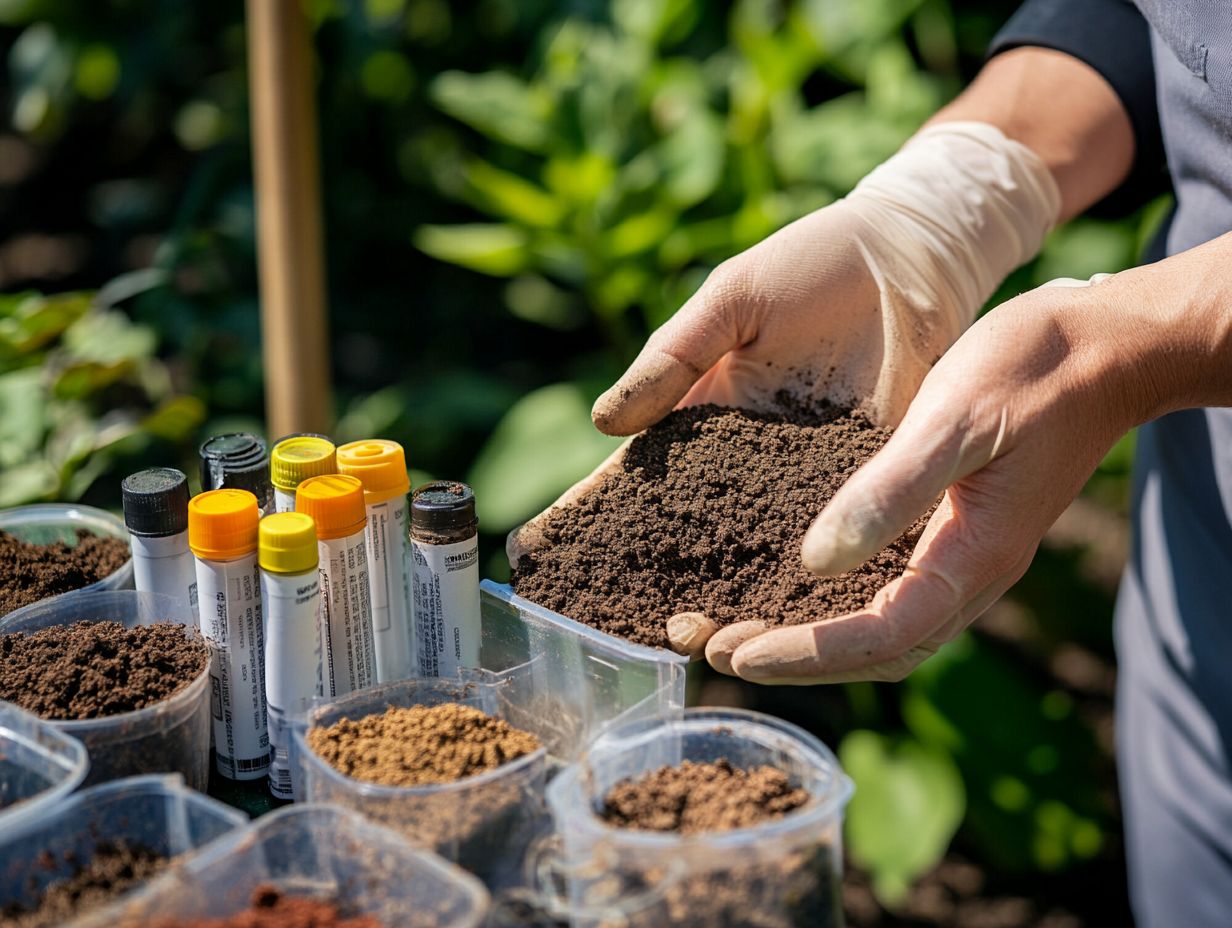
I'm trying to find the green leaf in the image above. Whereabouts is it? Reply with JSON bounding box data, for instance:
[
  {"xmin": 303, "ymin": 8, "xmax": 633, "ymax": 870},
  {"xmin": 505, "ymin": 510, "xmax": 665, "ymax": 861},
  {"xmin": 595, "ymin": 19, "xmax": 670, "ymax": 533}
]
[
  {"xmin": 841, "ymin": 730, "xmax": 965, "ymax": 906},
  {"xmin": 0, "ymin": 459, "xmax": 57, "ymax": 506},
  {"xmin": 141, "ymin": 394, "xmax": 207, "ymax": 442},
  {"xmin": 0, "ymin": 367, "xmax": 45, "ymax": 466},
  {"xmin": 414, "ymin": 223, "xmax": 530, "ymax": 276},
  {"xmin": 1033, "ymin": 219, "xmax": 1137, "ymax": 285},
  {"xmin": 613, "ymin": 0, "xmax": 699, "ymax": 47},
  {"xmin": 430, "ymin": 70, "xmax": 552, "ymax": 152},
  {"xmin": 657, "ymin": 111, "xmax": 724, "ymax": 208},
  {"xmin": 463, "ymin": 159, "xmax": 565, "ymax": 229},
  {"xmin": 467, "ymin": 381, "xmax": 623, "ymax": 533}
]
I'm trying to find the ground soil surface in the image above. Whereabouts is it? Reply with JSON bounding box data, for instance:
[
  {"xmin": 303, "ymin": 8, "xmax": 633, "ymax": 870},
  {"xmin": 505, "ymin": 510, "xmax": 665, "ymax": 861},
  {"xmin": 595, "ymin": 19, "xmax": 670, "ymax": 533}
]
[
  {"xmin": 0, "ymin": 528, "xmax": 130, "ymax": 615},
  {"xmin": 512, "ymin": 403, "xmax": 923, "ymax": 649},
  {"xmin": 146, "ymin": 886, "xmax": 384, "ymax": 928}
]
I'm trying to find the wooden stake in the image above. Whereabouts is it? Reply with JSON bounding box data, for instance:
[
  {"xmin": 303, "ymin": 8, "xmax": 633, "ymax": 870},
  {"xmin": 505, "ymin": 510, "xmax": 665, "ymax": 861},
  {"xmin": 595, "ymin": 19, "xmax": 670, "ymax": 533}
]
[{"xmin": 246, "ymin": 0, "xmax": 332, "ymax": 437}]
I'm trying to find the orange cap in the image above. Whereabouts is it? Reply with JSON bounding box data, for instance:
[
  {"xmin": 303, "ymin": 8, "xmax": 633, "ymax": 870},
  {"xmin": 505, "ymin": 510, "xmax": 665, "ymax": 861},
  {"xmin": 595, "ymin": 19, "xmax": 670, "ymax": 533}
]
[
  {"xmin": 188, "ymin": 489, "xmax": 259, "ymax": 560},
  {"xmin": 295, "ymin": 474, "xmax": 367, "ymax": 540},
  {"xmin": 336, "ymin": 439, "xmax": 410, "ymax": 504}
]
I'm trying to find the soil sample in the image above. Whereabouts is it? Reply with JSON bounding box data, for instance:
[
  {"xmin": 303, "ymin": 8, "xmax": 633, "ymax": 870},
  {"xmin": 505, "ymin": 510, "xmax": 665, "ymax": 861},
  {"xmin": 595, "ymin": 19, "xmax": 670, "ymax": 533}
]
[
  {"xmin": 0, "ymin": 621, "xmax": 208, "ymax": 720},
  {"xmin": 512, "ymin": 403, "xmax": 925, "ymax": 649},
  {"xmin": 586, "ymin": 758, "xmax": 840, "ymax": 928},
  {"xmin": 0, "ymin": 529, "xmax": 130, "ymax": 615},
  {"xmin": 1, "ymin": 838, "xmax": 166, "ymax": 928},
  {"xmin": 304, "ymin": 703, "xmax": 543, "ymax": 888},
  {"xmin": 145, "ymin": 885, "xmax": 384, "ymax": 928}
]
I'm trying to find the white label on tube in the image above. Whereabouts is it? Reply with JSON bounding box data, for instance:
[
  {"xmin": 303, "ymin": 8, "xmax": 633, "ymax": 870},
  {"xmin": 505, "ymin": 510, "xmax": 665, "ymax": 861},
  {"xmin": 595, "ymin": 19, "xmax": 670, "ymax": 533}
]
[
  {"xmin": 262, "ymin": 568, "xmax": 320, "ymax": 800},
  {"xmin": 131, "ymin": 533, "xmax": 199, "ymax": 623},
  {"xmin": 195, "ymin": 553, "xmax": 269, "ymax": 780},
  {"xmin": 366, "ymin": 499, "xmax": 414, "ymax": 682},
  {"xmin": 273, "ymin": 487, "xmax": 297, "ymax": 514},
  {"xmin": 412, "ymin": 536, "xmax": 480, "ymax": 678},
  {"xmin": 318, "ymin": 531, "xmax": 376, "ymax": 696}
]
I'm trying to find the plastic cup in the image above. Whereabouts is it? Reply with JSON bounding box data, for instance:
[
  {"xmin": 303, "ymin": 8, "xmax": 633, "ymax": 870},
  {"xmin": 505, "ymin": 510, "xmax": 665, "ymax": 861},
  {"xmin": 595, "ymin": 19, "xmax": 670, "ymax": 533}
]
[
  {"xmin": 0, "ymin": 700, "xmax": 88, "ymax": 834},
  {"xmin": 544, "ymin": 708, "xmax": 855, "ymax": 928},
  {"xmin": 0, "ymin": 774, "xmax": 245, "ymax": 927},
  {"xmin": 0, "ymin": 590, "xmax": 212, "ymax": 789},
  {"xmin": 294, "ymin": 669, "xmax": 550, "ymax": 891},
  {"xmin": 0, "ymin": 503, "xmax": 134, "ymax": 616},
  {"xmin": 106, "ymin": 804, "xmax": 490, "ymax": 928}
]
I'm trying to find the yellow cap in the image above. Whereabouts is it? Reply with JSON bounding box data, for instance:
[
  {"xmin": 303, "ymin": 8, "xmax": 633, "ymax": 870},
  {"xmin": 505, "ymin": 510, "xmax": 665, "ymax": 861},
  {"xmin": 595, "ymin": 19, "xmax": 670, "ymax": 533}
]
[
  {"xmin": 295, "ymin": 474, "xmax": 367, "ymax": 540},
  {"xmin": 188, "ymin": 489, "xmax": 259, "ymax": 560},
  {"xmin": 336, "ymin": 439, "xmax": 410, "ymax": 504},
  {"xmin": 259, "ymin": 511, "xmax": 319, "ymax": 574},
  {"xmin": 270, "ymin": 436, "xmax": 337, "ymax": 492}
]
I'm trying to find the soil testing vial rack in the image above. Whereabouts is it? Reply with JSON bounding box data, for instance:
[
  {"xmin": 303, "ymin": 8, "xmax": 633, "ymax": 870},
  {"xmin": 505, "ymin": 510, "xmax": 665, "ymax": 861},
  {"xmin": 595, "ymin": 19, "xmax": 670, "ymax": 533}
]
[
  {"xmin": 411, "ymin": 481, "xmax": 481, "ymax": 678},
  {"xmin": 270, "ymin": 435, "xmax": 337, "ymax": 514},
  {"xmin": 337, "ymin": 439, "xmax": 414, "ymax": 683},
  {"xmin": 122, "ymin": 467, "xmax": 198, "ymax": 622},
  {"xmin": 189, "ymin": 488, "xmax": 270, "ymax": 782}
]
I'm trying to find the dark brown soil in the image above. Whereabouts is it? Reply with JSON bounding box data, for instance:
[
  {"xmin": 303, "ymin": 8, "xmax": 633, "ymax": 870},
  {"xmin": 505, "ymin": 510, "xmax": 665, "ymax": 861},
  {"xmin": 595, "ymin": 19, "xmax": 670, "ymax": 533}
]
[
  {"xmin": 0, "ymin": 621, "xmax": 208, "ymax": 720},
  {"xmin": 0, "ymin": 529, "xmax": 130, "ymax": 615},
  {"xmin": 602, "ymin": 758, "xmax": 810, "ymax": 835},
  {"xmin": 146, "ymin": 885, "xmax": 383, "ymax": 928},
  {"xmin": 1, "ymin": 839, "xmax": 166, "ymax": 928},
  {"xmin": 305, "ymin": 702, "xmax": 541, "ymax": 787},
  {"xmin": 512, "ymin": 404, "xmax": 924, "ymax": 649}
]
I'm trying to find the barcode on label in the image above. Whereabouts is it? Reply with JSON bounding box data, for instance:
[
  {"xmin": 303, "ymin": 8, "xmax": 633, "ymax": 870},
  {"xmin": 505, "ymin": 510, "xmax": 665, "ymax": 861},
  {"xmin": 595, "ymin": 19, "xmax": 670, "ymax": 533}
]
[{"xmin": 235, "ymin": 755, "xmax": 268, "ymax": 773}]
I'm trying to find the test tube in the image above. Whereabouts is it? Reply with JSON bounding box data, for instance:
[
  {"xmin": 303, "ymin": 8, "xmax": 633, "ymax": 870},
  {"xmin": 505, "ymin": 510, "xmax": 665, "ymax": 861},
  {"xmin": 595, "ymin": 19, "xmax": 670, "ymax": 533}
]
[
  {"xmin": 200, "ymin": 433, "xmax": 273, "ymax": 514},
  {"xmin": 295, "ymin": 474, "xmax": 376, "ymax": 696},
  {"xmin": 188, "ymin": 488, "xmax": 269, "ymax": 782},
  {"xmin": 121, "ymin": 467, "xmax": 198, "ymax": 622},
  {"xmin": 270, "ymin": 434, "xmax": 337, "ymax": 513},
  {"xmin": 336, "ymin": 439, "xmax": 414, "ymax": 683},
  {"xmin": 410, "ymin": 481, "xmax": 481, "ymax": 678},
  {"xmin": 259, "ymin": 511, "xmax": 321, "ymax": 801}
]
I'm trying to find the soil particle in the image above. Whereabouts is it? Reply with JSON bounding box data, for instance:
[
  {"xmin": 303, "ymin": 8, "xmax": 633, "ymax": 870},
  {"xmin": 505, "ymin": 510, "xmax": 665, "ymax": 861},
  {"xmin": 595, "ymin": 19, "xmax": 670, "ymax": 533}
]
[
  {"xmin": 602, "ymin": 758, "xmax": 810, "ymax": 835},
  {"xmin": 512, "ymin": 404, "xmax": 925, "ymax": 649},
  {"xmin": 145, "ymin": 885, "xmax": 384, "ymax": 928},
  {"xmin": 0, "ymin": 621, "xmax": 208, "ymax": 720},
  {"xmin": 1, "ymin": 839, "xmax": 166, "ymax": 928},
  {"xmin": 305, "ymin": 702, "xmax": 541, "ymax": 787},
  {"xmin": 0, "ymin": 529, "xmax": 130, "ymax": 615}
]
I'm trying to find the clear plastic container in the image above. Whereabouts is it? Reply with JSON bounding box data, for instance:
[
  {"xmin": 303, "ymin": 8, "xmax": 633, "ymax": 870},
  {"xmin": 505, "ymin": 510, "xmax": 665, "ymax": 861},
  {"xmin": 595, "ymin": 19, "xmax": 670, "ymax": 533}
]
[
  {"xmin": 0, "ymin": 774, "xmax": 246, "ymax": 927},
  {"xmin": 294, "ymin": 670, "xmax": 550, "ymax": 891},
  {"xmin": 0, "ymin": 503, "xmax": 134, "ymax": 616},
  {"xmin": 543, "ymin": 708, "xmax": 855, "ymax": 928},
  {"xmin": 106, "ymin": 804, "xmax": 491, "ymax": 928},
  {"xmin": 480, "ymin": 581, "xmax": 686, "ymax": 762},
  {"xmin": 0, "ymin": 591, "xmax": 212, "ymax": 790},
  {"xmin": 0, "ymin": 699, "xmax": 89, "ymax": 834}
]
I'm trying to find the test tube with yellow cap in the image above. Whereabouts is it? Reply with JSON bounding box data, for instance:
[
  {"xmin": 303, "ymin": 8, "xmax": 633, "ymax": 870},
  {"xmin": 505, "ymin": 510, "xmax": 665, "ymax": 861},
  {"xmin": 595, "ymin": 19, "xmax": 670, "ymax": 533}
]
[
  {"xmin": 270, "ymin": 435, "xmax": 337, "ymax": 513},
  {"xmin": 296, "ymin": 474, "xmax": 376, "ymax": 696},
  {"xmin": 337, "ymin": 439, "xmax": 414, "ymax": 683},
  {"xmin": 259, "ymin": 511, "xmax": 321, "ymax": 800},
  {"xmin": 188, "ymin": 488, "xmax": 269, "ymax": 782}
]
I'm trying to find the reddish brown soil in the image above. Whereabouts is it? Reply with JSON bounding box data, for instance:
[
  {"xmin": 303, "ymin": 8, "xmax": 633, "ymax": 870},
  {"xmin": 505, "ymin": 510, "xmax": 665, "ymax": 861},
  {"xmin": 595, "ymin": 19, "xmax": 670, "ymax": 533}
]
[{"xmin": 147, "ymin": 885, "xmax": 382, "ymax": 928}]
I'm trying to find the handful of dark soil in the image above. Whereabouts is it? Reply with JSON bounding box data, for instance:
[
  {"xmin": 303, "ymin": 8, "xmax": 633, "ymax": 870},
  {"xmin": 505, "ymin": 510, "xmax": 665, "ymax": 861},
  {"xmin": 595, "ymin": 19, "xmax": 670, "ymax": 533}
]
[
  {"xmin": 1, "ymin": 838, "xmax": 166, "ymax": 928},
  {"xmin": 0, "ymin": 529, "xmax": 130, "ymax": 615},
  {"xmin": 511, "ymin": 403, "xmax": 923, "ymax": 649},
  {"xmin": 602, "ymin": 758, "xmax": 810, "ymax": 835},
  {"xmin": 306, "ymin": 702, "xmax": 541, "ymax": 787},
  {"xmin": 146, "ymin": 885, "xmax": 383, "ymax": 928},
  {"xmin": 0, "ymin": 621, "xmax": 208, "ymax": 720}
]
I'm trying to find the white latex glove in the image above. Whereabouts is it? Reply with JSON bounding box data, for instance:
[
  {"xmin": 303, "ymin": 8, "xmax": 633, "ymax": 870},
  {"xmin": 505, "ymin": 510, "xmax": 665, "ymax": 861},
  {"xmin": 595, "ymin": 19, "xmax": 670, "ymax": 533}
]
[{"xmin": 508, "ymin": 123, "xmax": 1060, "ymax": 658}]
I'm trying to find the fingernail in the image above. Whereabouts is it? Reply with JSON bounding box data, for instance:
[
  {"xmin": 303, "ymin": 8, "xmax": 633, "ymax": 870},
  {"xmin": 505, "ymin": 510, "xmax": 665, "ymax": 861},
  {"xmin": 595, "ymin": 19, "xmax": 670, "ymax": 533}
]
[{"xmin": 666, "ymin": 612, "xmax": 718, "ymax": 660}]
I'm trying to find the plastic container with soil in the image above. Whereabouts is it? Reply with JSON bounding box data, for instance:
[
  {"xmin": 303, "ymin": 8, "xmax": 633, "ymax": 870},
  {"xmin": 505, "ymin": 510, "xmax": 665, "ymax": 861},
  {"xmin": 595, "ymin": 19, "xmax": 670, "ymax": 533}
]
[
  {"xmin": 106, "ymin": 804, "xmax": 490, "ymax": 928},
  {"xmin": 0, "ymin": 503, "xmax": 134, "ymax": 617},
  {"xmin": 0, "ymin": 700, "xmax": 89, "ymax": 835},
  {"xmin": 0, "ymin": 773, "xmax": 246, "ymax": 928},
  {"xmin": 294, "ymin": 667, "xmax": 550, "ymax": 891},
  {"xmin": 0, "ymin": 590, "xmax": 212, "ymax": 789},
  {"xmin": 543, "ymin": 707, "xmax": 854, "ymax": 928},
  {"xmin": 479, "ymin": 581, "xmax": 686, "ymax": 763}
]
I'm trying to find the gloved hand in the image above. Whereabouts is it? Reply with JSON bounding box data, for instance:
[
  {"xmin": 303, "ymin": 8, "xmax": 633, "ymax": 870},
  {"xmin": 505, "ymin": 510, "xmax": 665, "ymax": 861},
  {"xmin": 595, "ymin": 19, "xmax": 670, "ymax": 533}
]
[{"xmin": 507, "ymin": 122, "xmax": 1060, "ymax": 657}]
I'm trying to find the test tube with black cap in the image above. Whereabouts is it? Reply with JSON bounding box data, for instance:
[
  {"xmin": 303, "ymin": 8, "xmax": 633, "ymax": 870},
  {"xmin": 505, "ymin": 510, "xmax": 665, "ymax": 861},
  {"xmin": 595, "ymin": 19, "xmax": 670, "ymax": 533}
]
[
  {"xmin": 410, "ymin": 481, "xmax": 481, "ymax": 677},
  {"xmin": 200, "ymin": 433, "xmax": 274, "ymax": 515},
  {"xmin": 122, "ymin": 467, "xmax": 198, "ymax": 621}
]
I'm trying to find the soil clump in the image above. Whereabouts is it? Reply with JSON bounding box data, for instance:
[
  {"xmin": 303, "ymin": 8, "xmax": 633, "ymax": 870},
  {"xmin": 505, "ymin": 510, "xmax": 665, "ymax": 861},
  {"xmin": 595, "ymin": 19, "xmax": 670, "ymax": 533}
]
[
  {"xmin": 1, "ymin": 839, "xmax": 166, "ymax": 928},
  {"xmin": 305, "ymin": 702, "xmax": 541, "ymax": 787},
  {"xmin": 0, "ymin": 529, "xmax": 130, "ymax": 615},
  {"xmin": 512, "ymin": 403, "xmax": 925, "ymax": 649},
  {"xmin": 146, "ymin": 885, "xmax": 383, "ymax": 928},
  {"xmin": 602, "ymin": 758, "xmax": 810, "ymax": 835},
  {"xmin": 0, "ymin": 621, "xmax": 208, "ymax": 720}
]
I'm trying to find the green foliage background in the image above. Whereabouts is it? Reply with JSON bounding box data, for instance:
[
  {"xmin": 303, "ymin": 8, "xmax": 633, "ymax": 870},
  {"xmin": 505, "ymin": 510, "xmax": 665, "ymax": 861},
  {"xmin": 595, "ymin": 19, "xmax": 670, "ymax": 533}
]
[{"xmin": 0, "ymin": 0, "xmax": 1160, "ymax": 915}]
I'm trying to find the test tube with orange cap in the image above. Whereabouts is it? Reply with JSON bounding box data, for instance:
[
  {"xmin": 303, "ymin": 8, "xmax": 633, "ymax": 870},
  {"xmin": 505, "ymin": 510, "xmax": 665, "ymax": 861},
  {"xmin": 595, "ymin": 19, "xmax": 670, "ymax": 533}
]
[
  {"xmin": 296, "ymin": 474, "xmax": 376, "ymax": 696},
  {"xmin": 188, "ymin": 488, "xmax": 270, "ymax": 782},
  {"xmin": 337, "ymin": 439, "xmax": 414, "ymax": 683}
]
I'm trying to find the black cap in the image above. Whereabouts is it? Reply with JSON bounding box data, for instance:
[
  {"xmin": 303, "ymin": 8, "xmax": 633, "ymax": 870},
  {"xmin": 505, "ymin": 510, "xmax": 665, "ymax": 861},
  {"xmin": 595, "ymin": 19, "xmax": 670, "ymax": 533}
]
[
  {"xmin": 122, "ymin": 468, "xmax": 190, "ymax": 537},
  {"xmin": 199, "ymin": 433, "xmax": 272, "ymax": 506},
  {"xmin": 411, "ymin": 481, "xmax": 478, "ymax": 534}
]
